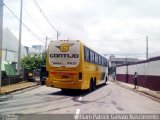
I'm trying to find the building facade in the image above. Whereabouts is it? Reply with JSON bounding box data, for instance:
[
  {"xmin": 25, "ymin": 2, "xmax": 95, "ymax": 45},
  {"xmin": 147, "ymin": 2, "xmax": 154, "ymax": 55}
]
[
  {"xmin": 109, "ymin": 55, "xmax": 138, "ymax": 67},
  {"xmin": 108, "ymin": 55, "xmax": 138, "ymax": 74},
  {"xmin": 2, "ymin": 28, "xmax": 27, "ymax": 63}
]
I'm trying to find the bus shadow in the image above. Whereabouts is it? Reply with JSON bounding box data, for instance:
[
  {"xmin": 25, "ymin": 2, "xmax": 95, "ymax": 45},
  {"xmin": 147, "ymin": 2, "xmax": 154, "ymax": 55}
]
[
  {"xmin": 47, "ymin": 83, "xmax": 108, "ymax": 97},
  {"xmin": 48, "ymin": 90, "xmax": 86, "ymax": 97}
]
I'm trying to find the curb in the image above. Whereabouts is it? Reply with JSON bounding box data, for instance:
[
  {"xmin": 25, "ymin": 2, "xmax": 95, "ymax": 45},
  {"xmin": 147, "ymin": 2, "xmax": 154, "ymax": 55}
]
[
  {"xmin": 139, "ymin": 90, "xmax": 160, "ymax": 102},
  {"xmin": 112, "ymin": 80, "xmax": 160, "ymax": 103},
  {"xmin": 0, "ymin": 83, "xmax": 39, "ymax": 96}
]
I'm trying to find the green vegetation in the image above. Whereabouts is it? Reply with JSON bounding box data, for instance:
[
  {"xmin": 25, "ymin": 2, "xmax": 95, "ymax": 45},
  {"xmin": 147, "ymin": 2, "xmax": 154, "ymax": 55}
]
[
  {"xmin": 1, "ymin": 61, "xmax": 16, "ymax": 76},
  {"xmin": 21, "ymin": 54, "xmax": 44, "ymax": 71}
]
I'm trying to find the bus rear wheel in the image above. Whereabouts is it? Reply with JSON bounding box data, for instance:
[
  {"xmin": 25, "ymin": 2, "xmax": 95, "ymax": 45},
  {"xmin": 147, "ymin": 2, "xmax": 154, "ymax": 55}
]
[
  {"xmin": 89, "ymin": 79, "xmax": 96, "ymax": 92},
  {"xmin": 93, "ymin": 80, "xmax": 96, "ymax": 90},
  {"xmin": 89, "ymin": 80, "xmax": 93, "ymax": 92}
]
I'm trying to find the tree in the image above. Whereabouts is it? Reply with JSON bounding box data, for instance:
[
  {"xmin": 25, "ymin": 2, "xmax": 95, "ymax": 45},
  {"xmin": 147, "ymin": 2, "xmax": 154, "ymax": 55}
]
[
  {"xmin": 41, "ymin": 52, "xmax": 46, "ymax": 65},
  {"xmin": 21, "ymin": 54, "xmax": 42, "ymax": 72}
]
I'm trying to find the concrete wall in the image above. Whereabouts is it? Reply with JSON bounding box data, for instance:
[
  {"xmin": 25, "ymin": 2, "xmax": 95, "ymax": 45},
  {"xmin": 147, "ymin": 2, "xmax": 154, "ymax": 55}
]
[
  {"xmin": 116, "ymin": 56, "xmax": 160, "ymax": 91},
  {"xmin": 2, "ymin": 28, "xmax": 27, "ymax": 63},
  {"xmin": 1, "ymin": 76, "xmax": 23, "ymax": 86}
]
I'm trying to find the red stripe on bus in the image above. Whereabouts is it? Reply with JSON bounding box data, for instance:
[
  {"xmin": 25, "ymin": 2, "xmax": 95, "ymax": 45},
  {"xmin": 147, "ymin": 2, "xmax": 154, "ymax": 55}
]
[
  {"xmin": 50, "ymin": 71, "xmax": 77, "ymax": 75},
  {"xmin": 50, "ymin": 72, "xmax": 57, "ymax": 74}
]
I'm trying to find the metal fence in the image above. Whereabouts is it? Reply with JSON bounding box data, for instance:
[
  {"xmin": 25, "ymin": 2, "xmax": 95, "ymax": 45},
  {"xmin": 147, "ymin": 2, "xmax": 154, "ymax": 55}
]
[{"xmin": 1, "ymin": 75, "xmax": 23, "ymax": 86}]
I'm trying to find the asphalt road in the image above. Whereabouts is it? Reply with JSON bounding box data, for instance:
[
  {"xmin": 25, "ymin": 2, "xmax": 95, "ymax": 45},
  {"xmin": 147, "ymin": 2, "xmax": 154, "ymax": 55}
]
[{"xmin": 0, "ymin": 81, "xmax": 160, "ymax": 114}]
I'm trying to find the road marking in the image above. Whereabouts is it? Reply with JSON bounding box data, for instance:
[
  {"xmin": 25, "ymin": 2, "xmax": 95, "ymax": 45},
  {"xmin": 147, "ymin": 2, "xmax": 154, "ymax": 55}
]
[
  {"xmin": 78, "ymin": 96, "xmax": 82, "ymax": 101},
  {"xmin": 75, "ymin": 108, "xmax": 80, "ymax": 119},
  {"xmin": 76, "ymin": 108, "xmax": 80, "ymax": 114},
  {"xmin": 75, "ymin": 96, "xmax": 82, "ymax": 118}
]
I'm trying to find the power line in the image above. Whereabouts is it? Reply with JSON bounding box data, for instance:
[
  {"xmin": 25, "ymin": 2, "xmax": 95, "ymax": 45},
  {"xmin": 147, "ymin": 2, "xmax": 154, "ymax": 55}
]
[
  {"xmin": 4, "ymin": 3, "xmax": 45, "ymax": 43},
  {"xmin": 32, "ymin": 0, "xmax": 61, "ymax": 40},
  {"xmin": 32, "ymin": 0, "xmax": 58, "ymax": 32},
  {"xmin": 4, "ymin": 10, "xmax": 19, "ymax": 31},
  {"xmin": 23, "ymin": 7, "xmax": 47, "ymax": 36}
]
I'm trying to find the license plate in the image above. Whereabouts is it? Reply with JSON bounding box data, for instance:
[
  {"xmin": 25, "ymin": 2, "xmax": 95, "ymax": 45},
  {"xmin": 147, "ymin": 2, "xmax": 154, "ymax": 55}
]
[{"xmin": 62, "ymin": 75, "xmax": 69, "ymax": 79}]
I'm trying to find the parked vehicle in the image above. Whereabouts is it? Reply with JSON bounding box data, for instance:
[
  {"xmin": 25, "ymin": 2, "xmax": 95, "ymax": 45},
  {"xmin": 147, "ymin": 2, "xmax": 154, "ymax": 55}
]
[
  {"xmin": 28, "ymin": 71, "xmax": 35, "ymax": 81},
  {"xmin": 40, "ymin": 65, "xmax": 48, "ymax": 85},
  {"xmin": 24, "ymin": 70, "xmax": 35, "ymax": 82}
]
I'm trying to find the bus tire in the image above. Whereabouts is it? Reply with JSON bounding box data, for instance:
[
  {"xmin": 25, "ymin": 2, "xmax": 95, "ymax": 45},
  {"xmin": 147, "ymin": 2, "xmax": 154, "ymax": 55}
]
[
  {"xmin": 93, "ymin": 79, "xmax": 96, "ymax": 90},
  {"xmin": 89, "ymin": 80, "xmax": 93, "ymax": 92},
  {"xmin": 104, "ymin": 76, "xmax": 108, "ymax": 85}
]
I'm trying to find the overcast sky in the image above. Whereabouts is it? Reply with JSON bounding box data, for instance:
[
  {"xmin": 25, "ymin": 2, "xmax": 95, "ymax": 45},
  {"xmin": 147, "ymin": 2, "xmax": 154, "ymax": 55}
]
[{"xmin": 3, "ymin": 0, "xmax": 160, "ymax": 59}]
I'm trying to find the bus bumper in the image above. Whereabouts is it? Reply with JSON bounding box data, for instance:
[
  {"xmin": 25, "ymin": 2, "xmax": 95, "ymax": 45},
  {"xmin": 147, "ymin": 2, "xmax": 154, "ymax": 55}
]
[{"xmin": 46, "ymin": 79, "xmax": 84, "ymax": 90}]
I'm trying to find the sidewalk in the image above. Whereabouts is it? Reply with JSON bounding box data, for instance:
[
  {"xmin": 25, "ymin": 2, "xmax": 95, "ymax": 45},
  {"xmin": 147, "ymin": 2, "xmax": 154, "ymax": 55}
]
[
  {"xmin": 0, "ymin": 81, "xmax": 39, "ymax": 95},
  {"xmin": 109, "ymin": 77, "xmax": 160, "ymax": 102}
]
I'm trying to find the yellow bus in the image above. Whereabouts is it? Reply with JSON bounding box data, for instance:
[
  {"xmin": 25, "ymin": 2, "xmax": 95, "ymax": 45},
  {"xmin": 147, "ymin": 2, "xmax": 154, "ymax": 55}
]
[{"xmin": 46, "ymin": 40, "xmax": 108, "ymax": 91}]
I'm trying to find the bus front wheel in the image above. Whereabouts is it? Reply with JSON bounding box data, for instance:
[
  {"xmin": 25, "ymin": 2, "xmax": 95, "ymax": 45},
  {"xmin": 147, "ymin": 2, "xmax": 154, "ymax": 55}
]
[{"xmin": 104, "ymin": 76, "xmax": 108, "ymax": 85}]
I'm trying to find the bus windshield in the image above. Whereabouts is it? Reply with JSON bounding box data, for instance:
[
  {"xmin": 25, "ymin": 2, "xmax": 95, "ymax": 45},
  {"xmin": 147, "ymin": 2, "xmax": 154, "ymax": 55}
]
[{"xmin": 49, "ymin": 40, "xmax": 80, "ymax": 67}]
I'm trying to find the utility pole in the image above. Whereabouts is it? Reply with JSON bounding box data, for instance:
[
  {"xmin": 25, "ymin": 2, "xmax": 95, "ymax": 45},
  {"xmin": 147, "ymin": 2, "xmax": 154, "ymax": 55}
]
[
  {"xmin": 0, "ymin": 0, "xmax": 4, "ymax": 89},
  {"xmin": 57, "ymin": 31, "xmax": 58, "ymax": 40},
  {"xmin": 146, "ymin": 36, "xmax": 148, "ymax": 60},
  {"xmin": 45, "ymin": 36, "xmax": 47, "ymax": 52},
  {"xmin": 57, "ymin": 31, "xmax": 61, "ymax": 40},
  {"xmin": 17, "ymin": 0, "xmax": 23, "ymax": 74}
]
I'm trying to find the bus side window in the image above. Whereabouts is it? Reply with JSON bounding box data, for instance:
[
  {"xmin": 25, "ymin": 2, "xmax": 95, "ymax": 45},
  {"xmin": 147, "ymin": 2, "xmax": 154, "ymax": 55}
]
[
  {"xmin": 104, "ymin": 59, "xmax": 107, "ymax": 66},
  {"xmin": 105, "ymin": 59, "xmax": 107, "ymax": 66},
  {"xmin": 102, "ymin": 58, "xmax": 105, "ymax": 66},
  {"xmin": 95, "ymin": 53, "xmax": 98, "ymax": 64},
  {"xmin": 93, "ymin": 52, "xmax": 95, "ymax": 63},
  {"xmin": 90, "ymin": 50, "xmax": 93, "ymax": 63},
  {"xmin": 99, "ymin": 56, "xmax": 101, "ymax": 65},
  {"xmin": 84, "ymin": 47, "xmax": 90, "ymax": 62}
]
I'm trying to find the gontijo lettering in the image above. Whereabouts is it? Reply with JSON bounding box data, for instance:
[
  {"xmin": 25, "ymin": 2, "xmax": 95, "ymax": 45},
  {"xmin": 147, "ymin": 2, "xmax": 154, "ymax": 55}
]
[{"xmin": 50, "ymin": 54, "xmax": 79, "ymax": 58}]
